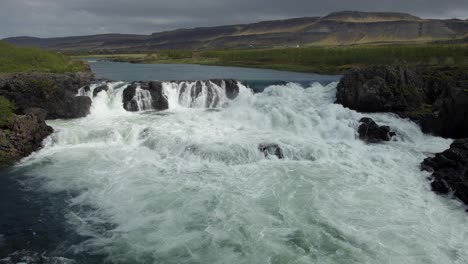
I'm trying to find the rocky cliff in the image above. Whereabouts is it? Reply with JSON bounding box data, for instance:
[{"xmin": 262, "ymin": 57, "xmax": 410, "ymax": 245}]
[
  {"xmin": 0, "ymin": 72, "xmax": 94, "ymax": 119},
  {"xmin": 0, "ymin": 72, "xmax": 94, "ymax": 167},
  {"xmin": 336, "ymin": 65, "xmax": 468, "ymax": 139},
  {"xmin": 0, "ymin": 110, "xmax": 53, "ymax": 167}
]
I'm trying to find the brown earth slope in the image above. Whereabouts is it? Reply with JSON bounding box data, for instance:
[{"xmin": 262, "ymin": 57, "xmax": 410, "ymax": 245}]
[{"xmin": 3, "ymin": 11, "xmax": 468, "ymax": 52}]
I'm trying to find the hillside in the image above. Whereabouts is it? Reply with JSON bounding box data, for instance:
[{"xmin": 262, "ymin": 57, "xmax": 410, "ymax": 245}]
[
  {"xmin": 0, "ymin": 41, "xmax": 87, "ymax": 73},
  {"xmin": 3, "ymin": 11, "xmax": 468, "ymax": 53}
]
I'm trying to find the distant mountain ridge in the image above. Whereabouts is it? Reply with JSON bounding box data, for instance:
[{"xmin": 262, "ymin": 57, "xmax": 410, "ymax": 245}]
[{"xmin": 3, "ymin": 11, "xmax": 468, "ymax": 52}]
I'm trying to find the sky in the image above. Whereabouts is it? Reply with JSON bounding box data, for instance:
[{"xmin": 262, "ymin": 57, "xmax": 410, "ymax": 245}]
[{"xmin": 1, "ymin": 0, "xmax": 468, "ymax": 39}]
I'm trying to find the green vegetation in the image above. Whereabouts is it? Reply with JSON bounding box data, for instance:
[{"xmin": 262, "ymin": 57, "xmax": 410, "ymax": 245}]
[
  {"xmin": 0, "ymin": 97, "xmax": 14, "ymax": 126},
  {"xmin": 82, "ymin": 44, "xmax": 468, "ymax": 74},
  {"xmin": 0, "ymin": 41, "xmax": 87, "ymax": 73}
]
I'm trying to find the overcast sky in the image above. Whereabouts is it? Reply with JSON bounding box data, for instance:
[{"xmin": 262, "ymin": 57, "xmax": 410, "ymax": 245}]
[{"xmin": 1, "ymin": 0, "xmax": 468, "ymax": 39}]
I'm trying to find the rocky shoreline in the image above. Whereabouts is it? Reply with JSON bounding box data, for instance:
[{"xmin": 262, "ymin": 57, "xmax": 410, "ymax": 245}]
[
  {"xmin": 0, "ymin": 72, "xmax": 95, "ymax": 167},
  {"xmin": 337, "ymin": 65, "xmax": 468, "ymax": 206}
]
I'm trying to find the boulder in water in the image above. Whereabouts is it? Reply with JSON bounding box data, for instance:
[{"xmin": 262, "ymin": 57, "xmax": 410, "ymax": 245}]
[
  {"xmin": 258, "ymin": 144, "xmax": 284, "ymax": 159},
  {"xmin": 358, "ymin": 117, "xmax": 396, "ymax": 143},
  {"xmin": 92, "ymin": 84, "xmax": 109, "ymax": 97},
  {"xmin": 421, "ymin": 139, "xmax": 468, "ymax": 205},
  {"xmin": 122, "ymin": 83, "xmax": 138, "ymax": 111},
  {"xmin": 147, "ymin": 81, "xmax": 169, "ymax": 110}
]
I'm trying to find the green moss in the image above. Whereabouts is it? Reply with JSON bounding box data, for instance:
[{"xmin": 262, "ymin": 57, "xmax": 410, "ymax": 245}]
[
  {"xmin": 0, "ymin": 97, "xmax": 14, "ymax": 126},
  {"xmin": 0, "ymin": 41, "xmax": 87, "ymax": 73}
]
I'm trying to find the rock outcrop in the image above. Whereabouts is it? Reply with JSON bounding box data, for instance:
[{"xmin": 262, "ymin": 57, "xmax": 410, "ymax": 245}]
[
  {"xmin": 337, "ymin": 65, "xmax": 468, "ymax": 138},
  {"xmin": 0, "ymin": 110, "xmax": 53, "ymax": 167},
  {"xmin": 358, "ymin": 117, "xmax": 396, "ymax": 143},
  {"xmin": 0, "ymin": 72, "xmax": 94, "ymax": 119},
  {"xmin": 421, "ymin": 139, "xmax": 468, "ymax": 205}
]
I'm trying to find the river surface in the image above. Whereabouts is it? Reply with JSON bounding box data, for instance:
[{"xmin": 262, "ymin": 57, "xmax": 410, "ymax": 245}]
[{"xmin": 1, "ymin": 62, "xmax": 468, "ymax": 264}]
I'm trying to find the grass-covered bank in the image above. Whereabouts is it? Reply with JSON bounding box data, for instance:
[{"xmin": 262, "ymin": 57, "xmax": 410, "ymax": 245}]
[
  {"xmin": 76, "ymin": 44, "xmax": 468, "ymax": 74},
  {"xmin": 0, "ymin": 41, "xmax": 88, "ymax": 73}
]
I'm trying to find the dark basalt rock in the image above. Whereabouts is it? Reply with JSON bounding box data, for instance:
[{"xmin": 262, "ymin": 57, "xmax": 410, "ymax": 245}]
[
  {"xmin": 258, "ymin": 144, "xmax": 284, "ymax": 159},
  {"xmin": 122, "ymin": 83, "xmax": 138, "ymax": 111},
  {"xmin": 358, "ymin": 117, "xmax": 396, "ymax": 143},
  {"xmin": 0, "ymin": 111, "xmax": 53, "ymax": 167},
  {"xmin": 92, "ymin": 84, "xmax": 109, "ymax": 97},
  {"xmin": 147, "ymin": 81, "xmax": 169, "ymax": 110},
  {"xmin": 0, "ymin": 72, "xmax": 94, "ymax": 119},
  {"xmin": 336, "ymin": 65, "xmax": 424, "ymax": 113},
  {"xmin": 421, "ymin": 139, "xmax": 468, "ymax": 205},
  {"xmin": 211, "ymin": 79, "xmax": 240, "ymax": 99},
  {"xmin": 336, "ymin": 65, "xmax": 468, "ymax": 138}
]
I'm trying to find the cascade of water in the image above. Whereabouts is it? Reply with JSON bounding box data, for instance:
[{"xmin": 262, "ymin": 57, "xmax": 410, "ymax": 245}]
[
  {"xmin": 163, "ymin": 80, "xmax": 233, "ymax": 109},
  {"xmin": 133, "ymin": 86, "xmax": 153, "ymax": 111}
]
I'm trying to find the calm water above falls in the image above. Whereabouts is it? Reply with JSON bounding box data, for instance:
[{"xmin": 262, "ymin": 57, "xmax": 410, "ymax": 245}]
[{"xmin": 1, "ymin": 63, "xmax": 468, "ymax": 264}]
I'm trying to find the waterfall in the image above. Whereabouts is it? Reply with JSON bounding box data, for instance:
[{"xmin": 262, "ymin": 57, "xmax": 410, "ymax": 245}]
[
  {"xmin": 162, "ymin": 80, "xmax": 231, "ymax": 109},
  {"xmin": 133, "ymin": 86, "xmax": 153, "ymax": 111}
]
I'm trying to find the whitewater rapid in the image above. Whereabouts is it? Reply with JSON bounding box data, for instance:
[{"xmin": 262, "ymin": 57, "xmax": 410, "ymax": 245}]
[{"xmin": 15, "ymin": 81, "xmax": 468, "ymax": 263}]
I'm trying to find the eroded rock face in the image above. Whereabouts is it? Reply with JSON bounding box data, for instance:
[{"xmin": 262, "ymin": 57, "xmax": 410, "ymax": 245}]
[
  {"xmin": 0, "ymin": 72, "xmax": 94, "ymax": 119},
  {"xmin": 337, "ymin": 66, "xmax": 468, "ymax": 138},
  {"xmin": 258, "ymin": 144, "xmax": 284, "ymax": 159},
  {"xmin": 357, "ymin": 117, "xmax": 396, "ymax": 143},
  {"xmin": 421, "ymin": 139, "xmax": 468, "ymax": 205},
  {"xmin": 0, "ymin": 111, "xmax": 53, "ymax": 167}
]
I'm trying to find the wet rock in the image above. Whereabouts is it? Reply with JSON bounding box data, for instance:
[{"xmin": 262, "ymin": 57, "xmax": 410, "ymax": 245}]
[
  {"xmin": 0, "ymin": 72, "xmax": 94, "ymax": 119},
  {"xmin": 0, "ymin": 113, "xmax": 53, "ymax": 168},
  {"xmin": 211, "ymin": 79, "xmax": 240, "ymax": 99},
  {"xmin": 122, "ymin": 82, "xmax": 168, "ymax": 111},
  {"xmin": 258, "ymin": 144, "xmax": 284, "ymax": 159},
  {"xmin": 147, "ymin": 81, "xmax": 169, "ymax": 110},
  {"xmin": 421, "ymin": 139, "xmax": 468, "ymax": 205},
  {"xmin": 357, "ymin": 117, "xmax": 396, "ymax": 143},
  {"xmin": 122, "ymin": 83, "xmax": 138, "ymax": 111},
  {"xmin": 92, "ymin": 84, "xmax": 109, "ymax": 97}
]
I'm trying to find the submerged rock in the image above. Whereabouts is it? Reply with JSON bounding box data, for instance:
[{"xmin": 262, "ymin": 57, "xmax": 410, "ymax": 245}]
[
  {"xmin": 0, "ymin": 72, "xmax": 94, "ymax": 119},
  {"xmin": 336, "ymin": 65, "xmax": 468, "ymax": 138},
  {"xmin": 0, "ymin": 111, "xmax": 53, "ymax": 167},
  {"xmin": 258, "ymin": 144, "xmax": 284, "ymax": 159},
  {"xmin": 421, "ymin": 139, "xmax": 468, "ymax": 205},
  {"xmin": 357, "ymin": 117, "xmax": 396, "ymax": 143}
]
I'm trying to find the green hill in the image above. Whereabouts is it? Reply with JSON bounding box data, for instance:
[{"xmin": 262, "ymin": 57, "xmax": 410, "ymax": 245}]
[{"xmin": 0, "ymin": 41, "xmax": 87, "ymax": 73}]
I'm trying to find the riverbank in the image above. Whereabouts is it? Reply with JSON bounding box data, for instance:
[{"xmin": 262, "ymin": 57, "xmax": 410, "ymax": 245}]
[{"xmin": 75, "ymin": 44, "xmax": 468, "ymax": 74}]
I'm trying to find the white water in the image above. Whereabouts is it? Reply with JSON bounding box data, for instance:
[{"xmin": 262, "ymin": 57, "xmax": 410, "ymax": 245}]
[{"xmin": 17, "ymin": 81, "xmax": 468, "ymax": 264}]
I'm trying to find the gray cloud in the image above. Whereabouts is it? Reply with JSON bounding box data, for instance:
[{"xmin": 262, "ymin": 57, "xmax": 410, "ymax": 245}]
[{"xmin": 1, "ymin": 0, "xmax": 468, "ymax": 38}]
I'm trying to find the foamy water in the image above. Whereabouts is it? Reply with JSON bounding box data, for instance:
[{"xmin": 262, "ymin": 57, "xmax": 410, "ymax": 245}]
[{"xmin": 14, "ymin": 81, "xmax": 468, "ymax": 263}]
